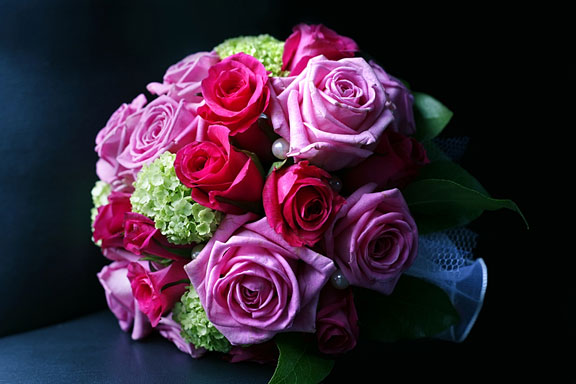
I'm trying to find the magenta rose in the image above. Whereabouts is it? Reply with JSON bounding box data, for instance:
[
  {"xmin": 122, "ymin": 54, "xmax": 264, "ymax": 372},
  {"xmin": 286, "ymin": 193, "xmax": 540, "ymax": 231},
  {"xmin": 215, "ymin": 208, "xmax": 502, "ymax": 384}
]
[
  {"xmin": 127, "ymin": 260, "xmax": 189, "ymax": 327},
  {"xmin": 174, "ymin": 124, "xmax": 264, "ymax": 214},
  {"xmin": 97, "ymin": 261, "xmax": 152, "ymax": 340},
  {"xmin": 282, "ymin": 24, "xmax": 359, "ymax": 76},
  {"xmin": 95, "ymin": 94, "xmax": 147, "ymax": 192},
  {"xmin": 341, "ymin": 129, "xmax": 429, "ymax": 193},
  {"xmin": 371, "ymin": 62, "xmax": 416, "ymax": 136},
  {"xmin": 184, "ymin": 213, "xmax": 336, "ymax": 345},
  {"xmin": 225, "ymin": 341, "xmax": 278, "ymax": 364},
  {"xmin": 316, "ymin": 285, "xmax": 359, "ymax": 355},
  {"xmin": 268, "ymin": 56, "xmax": 395, "ymax": 171},
  {"xmin": 324, "ymin": 184, "xmax": 418, "ymax": 295},
  {"xmin": 147, "ymin": 51, "xmax": 220, "ymax": 107},
  {"xmin": 263, "ymin": 161, "xmax": 345, "ymax": 248},
  {"xmin": 123, "ymin": 212, "xmax": 190, "ymax": 260},
  {"xmin": 92, "ymin": 191, "xmax": 132, "ymax": 249},
  {"xmin": 198, "ymin": 53, "xmax": 270, "ymax": 135},
  {"xmin": 117, "ymin": 95, "xmax": 199, "ymax": 176},
  {"xmin": 157, "ymin": 315, "xmax": 207, "ymax": 358}
]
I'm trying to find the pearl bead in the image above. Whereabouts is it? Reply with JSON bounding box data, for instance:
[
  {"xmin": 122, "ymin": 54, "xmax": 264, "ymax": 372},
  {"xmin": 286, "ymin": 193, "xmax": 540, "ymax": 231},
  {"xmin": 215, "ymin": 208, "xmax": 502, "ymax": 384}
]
[
  {"xmin": 328, "ymin": 177, "xmax": 343, "ymax": 193},
  {"xmin": 330, "ymin": 270, "xmax": 349, "ymax": 290},
  {"xmin": 272, "ymin": 138, "xmax": 289, "ymax": 160},
  {"xmin": 191, "ymin": 244, "xmax": 204, "ymax": 259}
]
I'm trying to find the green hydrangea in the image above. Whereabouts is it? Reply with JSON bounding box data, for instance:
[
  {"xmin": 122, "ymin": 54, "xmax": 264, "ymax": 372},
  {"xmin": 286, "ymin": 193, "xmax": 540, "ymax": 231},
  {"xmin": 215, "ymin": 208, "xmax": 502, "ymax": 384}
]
[
  {"xmin": 130, "ymin": 152, "xmax": 222, "ymax": 245},
  {"xmin": 90, "ymin": 180, "xmax": 111, "ymax": 226},
  {"xmin": 215, "ymin": 34, "xmax": 288, "ymax": 77},
  {"xmin": 173, "ymin": 286, "xmax": 231, "ymax": 353}
]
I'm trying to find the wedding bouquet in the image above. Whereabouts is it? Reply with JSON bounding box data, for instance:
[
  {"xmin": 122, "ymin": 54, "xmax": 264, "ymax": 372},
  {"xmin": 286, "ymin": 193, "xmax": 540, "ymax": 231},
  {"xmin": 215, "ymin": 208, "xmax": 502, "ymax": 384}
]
[{"xmin": 91, "ymin": 24, "xmax": 525, "ymax": 383}]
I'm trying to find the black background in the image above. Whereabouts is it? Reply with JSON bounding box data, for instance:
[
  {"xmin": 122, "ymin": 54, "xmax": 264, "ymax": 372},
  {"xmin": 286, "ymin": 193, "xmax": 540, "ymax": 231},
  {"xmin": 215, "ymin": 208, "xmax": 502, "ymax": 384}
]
[{"xmin": 0, "ymin": 0, "xmax": 564, "ymax": 382}]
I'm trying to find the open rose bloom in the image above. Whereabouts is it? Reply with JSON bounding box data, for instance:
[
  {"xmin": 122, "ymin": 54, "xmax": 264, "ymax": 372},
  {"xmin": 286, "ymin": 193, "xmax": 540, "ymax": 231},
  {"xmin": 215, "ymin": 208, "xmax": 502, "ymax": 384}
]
[{"xmin": 90, "ymin": 23, "xmax": 497, "ymax": 382}]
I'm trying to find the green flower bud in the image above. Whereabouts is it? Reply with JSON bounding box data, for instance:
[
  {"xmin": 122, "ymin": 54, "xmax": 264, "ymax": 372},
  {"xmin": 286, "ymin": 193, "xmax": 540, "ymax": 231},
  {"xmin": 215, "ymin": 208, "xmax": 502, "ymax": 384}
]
[
  {"xmin": 215, "ymin": 34, "xmax": 288, "ymax": 77},
  {"xmin": 90, "ymin": 180, "xmax": 111, "ymax": 226},
  {"xmin": 130, "ymin": 152, "xmax": 222, "ymax": 245},
  {"xmin": 173, "ymin": 286, "xmax": 231, "ymax": 353}
]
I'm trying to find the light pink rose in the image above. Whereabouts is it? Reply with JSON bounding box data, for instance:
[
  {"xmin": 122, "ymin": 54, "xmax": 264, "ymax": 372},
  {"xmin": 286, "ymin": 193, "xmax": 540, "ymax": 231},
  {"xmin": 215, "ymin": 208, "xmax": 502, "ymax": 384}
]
[
  {"xmin": 95, "ymin": 94, "xmax": 147, "ymax": 192},
  {"xmin": 147, "ymin": 51, "xmax": 220, "ymax": 108},
  {"xmin": 282, "ymin": 24, "xmax": 359, "ymax": 76},
  {"xmin": 97, "ymin": 261, "xmax": 152, "ymax": 340},
  {"xmin": 157, "ymin": 315, "xmax": 207, "ymax": 358},
  {"xmin": 185, "ymin": 213, "xmax": 336, "ymax": 346},
  {"xmin": 268, "ymin": 56, "xmax": 395, "ymax": 171},
  {"xmin": 370, "ymin": 62, "xmax": 416, "ymax": 136},
  {"xmin": 324, "ymin": 184, "xmax": 418, "ymax": 295},
  {"xmin": 117, "ymin": 95, "xmax": 199, "ymax": 176}
]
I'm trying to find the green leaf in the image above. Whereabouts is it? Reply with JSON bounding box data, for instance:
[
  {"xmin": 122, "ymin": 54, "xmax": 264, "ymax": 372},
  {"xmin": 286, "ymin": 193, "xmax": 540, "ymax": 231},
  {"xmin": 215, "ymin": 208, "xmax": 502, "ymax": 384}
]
[
  {"xmin": 414, "ymin": 159, "xmax": 488, "ymax": 195},
  {"xmin": 267, "ymin": 158, "xmax": 288, "ymax": 176},
  {"xmin": 237, "ymin": 148, "xmax": 266, "ymax": 178},
  {"xmin": 354, "ymin": 276, "xmax": 459, "ymax": 342},
  {"xmin": 403, "ymin": 178, "xmax": 528, "ymax": 234},
  {"xmin": 421, "ymin": 140, "xmax": 451, "ymax": 162},
  {"xmin": 269, "ymin": 333, "xmax": 334, "ymax": 384},
  {"xmin": 413, "ymin": 92, "xmax": 453, "ymax": 142}
]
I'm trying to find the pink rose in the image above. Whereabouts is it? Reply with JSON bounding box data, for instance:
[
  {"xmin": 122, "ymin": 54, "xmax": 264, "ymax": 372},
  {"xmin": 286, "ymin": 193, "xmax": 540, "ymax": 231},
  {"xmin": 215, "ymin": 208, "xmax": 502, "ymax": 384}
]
[
  {"xmin": 147, "ymin": 51, "xmax": 220, "ymax": 107},
  {"xmin": 198, "ymin": 53, "xmax": 270, "ymax": 135},
  {"xmin": 370, "ymin": 62, "xmax": 416, "ymax": 136},
  {"xmin": 117, "ymin": 95, "xmax": 199, "ymax": 176},
  {"xmin": 92, "ymin": 191, "xmax": 132, "ymax": 249},
  {"xmin": 157, "ymin": 315, "xmax": 207, "ymax": 358},
  {"xmin": 185, "ymin": 214, "xmax": 336, "ymax": 345},
  {"xmin": 123, "ymin": 212, "xmax": 190, "ymax": 260},
  {"xmin": 97, "ymin": 261, "xmax": 152, "ymax": 340},
  {"xmin": 263, "ymin": 161, "xmax": 345, "ymax": 248},
  {"xmin": 95, "ymin": 94, "xmax": 147, "ymax": 192},
  {"xmin": 268, "ymin": 56, "xmax": 395, "ymax": 171},
  {"xmin": 282, "ymin": 24, "xmax": 359, "ymax": 76},
  {"xmin": 101, "ymin": 247, "xmax": 142, "ymax": 263},
  {"xmin": 341, "ymin": 130, "xmax": 429, "ymax": 193},
  {"xmin": 324, "ymin": 184, "xmax": 418, "ymax": 295},
  {"xmin": 174, "ymin": 124, "xmax": 264, "ymax": 214},
  {"xmin": 315, "ymin": 285, "xmax": 359, "ymax": 355},
  {"xmin": 127, "ymin": 260, "xmax": 189, "ymax": 327}
]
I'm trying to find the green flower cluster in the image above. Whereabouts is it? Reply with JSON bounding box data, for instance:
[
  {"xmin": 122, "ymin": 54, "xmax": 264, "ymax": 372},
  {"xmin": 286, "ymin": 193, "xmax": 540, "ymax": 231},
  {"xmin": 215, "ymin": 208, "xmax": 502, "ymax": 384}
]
[
  {"xmin": 215, "ymin": 34, "xmax": 288, "ymax": 77},
  {"xmin": 173, "ymin": 286, "xmax": 231, "ymax": 353},
  {"xmin": 130, "ymin": 152, "xmax": 221, "ymax": 245},
  {"xmin": 90, "ymin": 180, "xmax": 111, "ymax": 226}
]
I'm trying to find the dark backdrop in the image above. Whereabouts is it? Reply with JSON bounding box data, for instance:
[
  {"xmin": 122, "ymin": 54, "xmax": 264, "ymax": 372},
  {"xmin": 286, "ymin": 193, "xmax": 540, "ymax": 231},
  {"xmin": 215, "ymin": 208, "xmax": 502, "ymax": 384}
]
[{"xmin": 0, "ymin": 0, "xmax": 560, "ymax": 382}]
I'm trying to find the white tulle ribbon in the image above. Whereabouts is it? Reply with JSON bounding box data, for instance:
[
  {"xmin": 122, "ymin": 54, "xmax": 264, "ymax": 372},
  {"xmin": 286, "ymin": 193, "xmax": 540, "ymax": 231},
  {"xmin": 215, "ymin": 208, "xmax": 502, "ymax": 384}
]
[{"xmin": 406, "ymin": 227, "xmax": 488, "ymax": 342}]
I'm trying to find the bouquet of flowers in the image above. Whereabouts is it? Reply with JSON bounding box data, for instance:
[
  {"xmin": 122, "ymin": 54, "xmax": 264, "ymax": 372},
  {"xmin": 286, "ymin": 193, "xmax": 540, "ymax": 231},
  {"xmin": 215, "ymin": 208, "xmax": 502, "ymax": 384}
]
[{"xmin": 91, "ymin": 24, "xmax": 525, "ymax": 383}]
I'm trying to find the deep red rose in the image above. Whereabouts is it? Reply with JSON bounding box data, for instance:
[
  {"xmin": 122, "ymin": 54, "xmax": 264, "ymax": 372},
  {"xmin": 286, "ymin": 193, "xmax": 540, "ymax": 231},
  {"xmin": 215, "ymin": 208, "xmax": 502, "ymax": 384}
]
[
  {"xmin": 174, "ymin": 124, "xmax": 264, "ymax": 214},
  {"xmin": 93, "ymin": 192, "xmax": 132, "ymax": 248},
  {"xmin": 316, "ymin": 285, "xmax": 359, "ymax": 355},
  {"xmin": 342, "ymin": 130, "xmax": 429, "ymax": 194},
  {"xmin": 198, "ymin": 53, "xmax": 270, "ymax": 135},
  {"xmin": 263, "ymin": 161, "xmax": 345, "ymax": 247}
]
